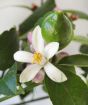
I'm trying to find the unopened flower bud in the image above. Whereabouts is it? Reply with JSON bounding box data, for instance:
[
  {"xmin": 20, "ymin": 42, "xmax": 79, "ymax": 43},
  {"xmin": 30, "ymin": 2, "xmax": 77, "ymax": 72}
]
[
  {"xmin": 32, "ymin": 70, "xmax": 45, "ymax": 83},
  {"xmin": 27, "ymin": 32, "xmax": 32, "ymax": 44},
  {"xmin": 31, "ymin": 4, "xmax": 38, "ymax": 11},
  {"xmin": 56, "ymin": 52, "xmax": 69, "ymax": 61},
  {"xmin": 70, "ymin": 14, "xmax": 79, "ymax": 21}
]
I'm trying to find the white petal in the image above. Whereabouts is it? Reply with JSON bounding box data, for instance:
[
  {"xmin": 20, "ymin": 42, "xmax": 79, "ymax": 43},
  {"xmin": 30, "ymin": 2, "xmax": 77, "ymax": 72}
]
[
  {"xmin": 44, "ymin": 62, "xmax": 67, "ymax": 83},
  {"xmin": 32, "ymin": 25, "xmax": 44, "ymax": 54},
  {"xmin": 44, "ymin": 42, "xmax": 59, "ymax": 59},
  {"xmin": 20, "ymin": 64, "xmax": 42, "ymax": 83},
  {"xmin": 14, "ymin": 51, "xmax": 33, "ymax": 63}
]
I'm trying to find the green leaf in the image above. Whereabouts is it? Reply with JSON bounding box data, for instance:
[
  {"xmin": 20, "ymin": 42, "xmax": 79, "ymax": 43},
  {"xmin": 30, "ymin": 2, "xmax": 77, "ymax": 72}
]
[
  {"xmin": 80, "ymin": 44, "xmax": 88, "ymax": 54},
  {"xmin": 0, "ymin": 63, "xmax": 17, "ymax": 95},
  {"xmin": 0, "ymin": 81, "xmax": 39, "ymax": 102},
  {"xmin": 59, "ymin": 54, "xmax": 88, "ymax": 67},
  {"xmin": 0, "ymin": 28, "xmax": 19, "ymax": 70},
  {"xmin": 45, "ymin": 65, "xmax": 88, "ymax": 105},
  {"xmin": 41, "ymin": 11, "xmax": 73, "ymax": 49},
  {"xmin": 19, "ymin": 0, "xmax": 56, "ymax": 35},
  {"xmin": 63, "ymin": 10, "xmax": 88, "ymax": 20},
  {"xmin": 0, "ymin": 87, "xmax": 22, "ymax": 102},
  {"xmin": 80, "ymin": 45, "xmax": 88, "ymax": 76}
]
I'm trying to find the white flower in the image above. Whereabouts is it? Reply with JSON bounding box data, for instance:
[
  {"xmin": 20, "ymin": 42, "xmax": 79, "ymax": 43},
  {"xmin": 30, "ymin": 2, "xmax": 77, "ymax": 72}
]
[{"xmin": 14, "ymin": 26, "xmax": 67, "ymax": 83}]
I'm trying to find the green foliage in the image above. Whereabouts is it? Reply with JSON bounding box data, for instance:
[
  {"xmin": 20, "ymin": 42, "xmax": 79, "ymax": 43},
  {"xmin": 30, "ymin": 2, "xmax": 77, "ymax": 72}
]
[
  {"xmin": 0, "ymin": 80, "xmax": 38, "ymax": 102},
  {"xmin": 45, "ymin": 65, "xmax": 88, "ymax": 105},
  {"xmin": 0, "ymin": 28, "xmax": 19, "ymax": 70},
  {"xmin": 0, "ymin": 63, "xmax": 17, "ymax": 95},
  {"xmin": 59, "ymin": 54, "xmax": 88, "ymax": 67},
  {"xmin": 19, "ymin": 0, "xmax": 56, "ymax": 35},
  {"xmin": 41, "ymin": 11, "xmax": 73, "ymax": 49},
  {"xmin": 0, "ymin": 1, "xmax": 88, "ymax": 103},
  {"xmin": 80, "ymin": 45, "xmax": 88, "ymax": 76},
  {"xmin": 80, "ymin": 45, "xmax": 88, "ymax": 54}
]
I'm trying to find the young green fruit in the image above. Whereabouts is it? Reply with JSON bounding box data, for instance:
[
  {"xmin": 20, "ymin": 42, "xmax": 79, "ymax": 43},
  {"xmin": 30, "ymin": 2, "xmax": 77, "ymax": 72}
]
[{"xmin": 41, "ymin": 11, "xmax": 73, "ymax": 49}]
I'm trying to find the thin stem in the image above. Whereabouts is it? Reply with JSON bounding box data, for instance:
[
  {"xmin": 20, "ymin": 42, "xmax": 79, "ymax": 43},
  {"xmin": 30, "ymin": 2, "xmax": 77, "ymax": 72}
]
[
  {"xmin": 13, "ymin": 96, "xmax": 49, "ymax": 105},
  {"xmin": 73, "ymin": 35, "xmax": 88, "ymax": 45}
]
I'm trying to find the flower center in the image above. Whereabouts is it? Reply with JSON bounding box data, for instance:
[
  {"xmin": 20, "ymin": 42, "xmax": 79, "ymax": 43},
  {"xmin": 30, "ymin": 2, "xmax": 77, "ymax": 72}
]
[{"xmin": 32, "ymin": 52, "xmax": 43, "ymax": 64}]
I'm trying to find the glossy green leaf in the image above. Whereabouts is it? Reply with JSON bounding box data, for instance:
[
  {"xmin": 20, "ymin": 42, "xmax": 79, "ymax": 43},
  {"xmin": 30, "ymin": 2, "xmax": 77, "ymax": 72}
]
[
  {"xmin": 0, "ymin": 28, "xmax": 19, "ymax": 70},
  {"xmin": 41, "ymin": 11, "xmax": 73, "ymax": 49},
  {"xmin": 19, "ymin": 0, "xmax": 55, "ymax": 35},
  {"xmin": 0, "ymin": 81, "xmax": 38, "ymax": 102},
  {"xmin": 45, "ymin": 65, "xmax": 88, "ymax": 105},
  {"xmin": 80, "ymin": 45, "xmax": 88, "ymax": 76},
  {"xmin": 0, "ymin": 86, "xmax": 22, "ymax": 102},
  {"xmin": 63, "ymin": 10, "xmax": 88, "ymax": 20},
  {"xmin": 80, "ymin": 44, "xmax": 88, "ymax": 54},
  {"xmin": 59, "ymin": 54, "xmax": 88, "ymax": 67},
  {"xmin": 0, "ymin": 63, "xmax": 17, "ymax": 95}
]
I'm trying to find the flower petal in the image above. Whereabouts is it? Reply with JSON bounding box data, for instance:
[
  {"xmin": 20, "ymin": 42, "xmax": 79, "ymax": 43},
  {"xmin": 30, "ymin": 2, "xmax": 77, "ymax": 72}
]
[
  {"xmin": 44, "ymin": 42, "xmax": 59, "ymax": 59},
  {"xmin": 20, "ymin": 64, "xmax": 42, "ymax": 83},
  {"xmin": 14, "ymin": 51, "xmax": 33, "ymax": 63},
  {"xmin": 32, "ymin": 70, "xmax": 45, "ymax": 83},
  {"xmin": 44, "ymin": 62, "xmax": 67, "ymax": 83},
  {"xmin": 32, "ymin": 25, "xmax": 44, "ymax": 54}
]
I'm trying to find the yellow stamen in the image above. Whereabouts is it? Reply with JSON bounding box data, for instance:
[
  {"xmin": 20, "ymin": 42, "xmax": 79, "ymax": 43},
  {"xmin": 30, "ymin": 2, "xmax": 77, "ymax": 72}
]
[{"xmin": 32, "ymin": 52, "xmax": 43, "ymax": 64}]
